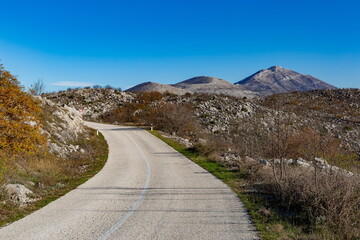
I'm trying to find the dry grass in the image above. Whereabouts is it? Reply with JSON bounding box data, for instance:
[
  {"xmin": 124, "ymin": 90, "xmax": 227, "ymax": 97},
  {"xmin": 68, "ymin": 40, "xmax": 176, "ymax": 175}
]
[
  {"xmin": 0, "ymin": 128, "xmax": 108, "ymax": 226},
  {"xmin": 255, "ymin": 164, "xmax": 360, "ymax": 239}
]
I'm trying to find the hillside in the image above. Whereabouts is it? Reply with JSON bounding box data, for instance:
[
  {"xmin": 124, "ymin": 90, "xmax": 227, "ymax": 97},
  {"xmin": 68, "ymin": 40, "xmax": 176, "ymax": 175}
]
[
  {"xmin": 126, "ymin": 81, "xmax": 189, "ymax": 95},
  {"xmin": 0, "ymin": 65, "xmax": 108, "ymax": 225},
  {"xmin": 258, "ymin": 89, "xmax": 360, "ymax": 152},
  {"xmin": 42, "ymin": 86, "xmax": 360, "ymax": 239},
  {"xmin": 171, "ymin": 76, "xmax": 260, "ymax": 98},
  {"xmin": 0, "ymin": 93, "xmax": 108, "ymax": 222},
  {"xmin": 236, "ymin": 66, "xmax": 336, "ymax": 96},
  {"xmin": 46, "ymin": 87, "xmax": 360, "ymax": 157},
  {"xmin": 44, "ymin": 87, "xmax": 134, "ymax": 120}
]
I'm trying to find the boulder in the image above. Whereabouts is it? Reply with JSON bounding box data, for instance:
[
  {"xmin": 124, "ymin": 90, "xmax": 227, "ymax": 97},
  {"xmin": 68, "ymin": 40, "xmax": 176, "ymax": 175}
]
[{"xmin": 5, "ymin": 184, "xmax": 36, "ymax": 206}]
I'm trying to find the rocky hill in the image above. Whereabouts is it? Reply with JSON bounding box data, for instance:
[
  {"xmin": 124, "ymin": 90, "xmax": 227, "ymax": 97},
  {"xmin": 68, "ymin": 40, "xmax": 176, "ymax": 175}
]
[
  {"xmin": 258, "ymin": 89, "xmax": 360, "ymax": 153},
  {"xmin": 172, "ymin": 76, "xmax": 235, "ymax": 89},
  {"xmin": 1, "ymin": 95, "xmax": 103, "ymax": 207},
  {"xmin": 44, "ymin": 88, "xmax": 134, "ymax": 120},
  {"xmin": 236, "ymin": 66, "xmax": 336, "ymax": 96},
  {"xmin": 47, "ymin": 87, "xmax": 359, "ymax": 160},
  {"xmin": 125, "ymin": 67, "xmax": 336, "ymax": 98},
  {"xmin": 126, "ymin": 76, "xmax": 260, "ymax": 98},
  {"xmin": 46, "ymin": 87, "xmax": 360, "ymax": 158},
  {"xmin": 126, "ymin": 82, "xmax": 189, "ymax": 95},
  {"xmin": 171, "ymin": 76, "xmax": 259, "ymax": 98},
  {"xmin": 38, "ymin": 87, "xmax": 360, "ymax": 239}
]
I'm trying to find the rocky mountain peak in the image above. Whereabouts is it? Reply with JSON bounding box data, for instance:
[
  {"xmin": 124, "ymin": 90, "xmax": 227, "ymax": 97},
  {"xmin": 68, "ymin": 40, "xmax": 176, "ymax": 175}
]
[
  {"xmin": 174, "ymin": 76, "xmax": 231, "ymax": 85},
  {"xmin": 267, "ymin": 66, "xmax": 284, "ymax": 72},
  {"xmin": 126, "ymin": 81, "xmax": 190, "ymax": 95},
  {"xmin": 235, "ymin": 66, "xmax": 336, "ymax": 96}
]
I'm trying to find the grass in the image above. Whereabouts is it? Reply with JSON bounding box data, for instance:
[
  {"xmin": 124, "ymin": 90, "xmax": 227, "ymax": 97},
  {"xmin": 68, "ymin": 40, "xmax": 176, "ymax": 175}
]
[
  {"xmin": 149, "ymin": 130, "xmax": 305, "ymax": 240},
  {"xmin": 0, "ymin": 131, "xmax": 108, "ymax": 227}
]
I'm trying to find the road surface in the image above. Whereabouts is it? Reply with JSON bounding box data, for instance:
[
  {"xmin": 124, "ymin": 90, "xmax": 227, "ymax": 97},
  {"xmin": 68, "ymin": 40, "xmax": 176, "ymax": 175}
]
[{"xmin": 0, "ymin": 122, "xmax": 258, "ymax": 240}]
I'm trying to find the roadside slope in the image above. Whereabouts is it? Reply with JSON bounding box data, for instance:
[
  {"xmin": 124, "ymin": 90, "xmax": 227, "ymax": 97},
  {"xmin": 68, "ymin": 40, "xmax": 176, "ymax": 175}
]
[{"xmin": 0, "ymin": 122, "xmax": 257, "ymax": 240}]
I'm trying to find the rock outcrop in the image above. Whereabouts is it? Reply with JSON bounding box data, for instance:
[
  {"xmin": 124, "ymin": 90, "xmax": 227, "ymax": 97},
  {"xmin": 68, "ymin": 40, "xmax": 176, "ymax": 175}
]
[
  {"xmin": 38, "ymin": 96, "xmax": 86, "ymax": 158},
  {"xmin": 44, "ymin": 88, "xmax": 134, "ymax": 120}
]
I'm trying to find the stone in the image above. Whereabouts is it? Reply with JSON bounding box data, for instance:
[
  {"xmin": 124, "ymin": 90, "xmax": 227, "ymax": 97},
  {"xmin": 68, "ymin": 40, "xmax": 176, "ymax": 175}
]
[{"xmin": 5, "ymin": 184, "xmax": 36, "ymax": 206}]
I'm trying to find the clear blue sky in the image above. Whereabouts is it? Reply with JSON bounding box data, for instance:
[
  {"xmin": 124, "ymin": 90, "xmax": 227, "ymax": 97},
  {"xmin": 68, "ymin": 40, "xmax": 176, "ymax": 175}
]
[{"xmin": 1, "ymin": 0, "xmax": 359, "ymax": 91}]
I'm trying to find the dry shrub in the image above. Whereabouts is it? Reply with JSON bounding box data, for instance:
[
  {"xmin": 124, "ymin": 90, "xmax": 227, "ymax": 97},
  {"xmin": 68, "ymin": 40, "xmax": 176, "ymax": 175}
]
[
  {"xmin": 288, "ymin": 127, "xmax": 342, "ymax": 161},
  {"xmin": 259, "ymin": 165, "xmax": 360, "ymax": 239},
  {"xmin": 191, "ymin": 132, "xmax": 233, "ymax": 158},
  {"xmin": 109, "ymin": 104, "xmax": 139, "ymax": 123}
]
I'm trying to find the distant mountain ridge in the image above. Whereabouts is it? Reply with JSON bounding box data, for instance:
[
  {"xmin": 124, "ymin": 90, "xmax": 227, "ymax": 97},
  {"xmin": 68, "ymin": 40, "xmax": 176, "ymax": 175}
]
[
  {"xmin": 126, "ymin": 82, "xmax": 189, "ymax": 95},
  {"xmin": 172, "ymin": 76, "xmax": 233, "ymax": 87},
  {"xmin": 125, "ymin": 66, "xmax": 337, "ymax": 98}
]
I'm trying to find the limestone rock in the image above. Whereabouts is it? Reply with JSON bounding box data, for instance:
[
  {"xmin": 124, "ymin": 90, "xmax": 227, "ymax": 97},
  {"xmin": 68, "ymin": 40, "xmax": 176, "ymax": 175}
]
[{"xmin": 5, "ymin": 184, "xmax": 36, "ymax": 206}]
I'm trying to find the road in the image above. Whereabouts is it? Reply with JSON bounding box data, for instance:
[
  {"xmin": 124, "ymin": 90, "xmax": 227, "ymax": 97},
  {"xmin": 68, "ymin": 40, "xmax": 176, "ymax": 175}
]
[{"xmin": 0, "ymin": 122, "xmax": 258, "ymax": 240}]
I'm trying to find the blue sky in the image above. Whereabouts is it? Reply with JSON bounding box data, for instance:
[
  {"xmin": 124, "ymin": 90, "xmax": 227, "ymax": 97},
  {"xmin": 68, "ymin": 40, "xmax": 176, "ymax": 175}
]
[{"xmin": 1, "ymin": 0, "xmax": 359, "ymax": 91}]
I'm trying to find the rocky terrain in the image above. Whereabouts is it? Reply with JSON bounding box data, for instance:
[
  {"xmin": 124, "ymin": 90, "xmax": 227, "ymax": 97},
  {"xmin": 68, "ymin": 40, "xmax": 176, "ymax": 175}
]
[
  {"xmin": 39, "ymin": 86, "xmax": 360, "ymax": 239},
  {"xmin": 45, "ymin": 87, "xmax": 360, "ymax": 160},
  {"xmin": 1, "ymin": 96, "xmax": 105, "ymax": 207},
  {"xmin": 236, "ymin": 66, "xmax": 336, "ymax": 96},
  {"xmin": 125, "ymin": 66, "xmax": 336, "ymax": 98},
  {"xmin": 259, "ymin": 89, "xmax": 360, "ymax": 154},
  {"xmin": 38, "ymin": 96, "xmax": 86, "ymax": 158},
  {"xmin": 44, "ymin": 87, "xmax": 134, "ymax": 120}
]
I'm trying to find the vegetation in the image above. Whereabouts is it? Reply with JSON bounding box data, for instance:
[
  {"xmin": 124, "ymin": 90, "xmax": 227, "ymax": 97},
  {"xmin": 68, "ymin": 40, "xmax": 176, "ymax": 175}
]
[
  {"xmin": 150, "ymin": 130, "xmax": 360, "ymax": 240},
  {"xmin": 0, "ymin": 129, "xmax": 108, "ymax": 226},
  {"xmin": 29, "ymin": 79, "xmax": 45, "ymax": 96},
  {"xmin": 0, "ymin": 64, "xmax": 46, "ymax": 182},
  {"xmin": 0, "ymin": 64, "xmax": 109, "ymax": 226},
  {"xmin": 39, "ymin": 86, "xmax": 360, "ymax": 239},
  {"xmin": 106, "ymin": 91, "xmax": 360, "ymax": 239}
]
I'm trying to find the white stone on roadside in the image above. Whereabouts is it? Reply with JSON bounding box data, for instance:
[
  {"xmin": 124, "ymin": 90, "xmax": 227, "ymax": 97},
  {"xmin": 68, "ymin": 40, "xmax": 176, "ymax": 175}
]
[{"xmin": 5, "ymin": 184, "xmax": 36, "ymax": 206}]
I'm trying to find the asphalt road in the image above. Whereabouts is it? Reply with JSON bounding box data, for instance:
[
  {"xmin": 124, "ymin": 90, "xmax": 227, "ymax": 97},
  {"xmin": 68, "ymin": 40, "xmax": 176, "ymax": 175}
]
[{"xmin": 0, "ymin": 122, "xmax": 258, "ymax": 240}]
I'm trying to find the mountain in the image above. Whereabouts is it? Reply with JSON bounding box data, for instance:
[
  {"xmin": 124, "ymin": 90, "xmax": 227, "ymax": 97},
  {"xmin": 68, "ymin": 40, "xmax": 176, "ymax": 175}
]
[
  {"xmin": 171, "ymin": 76, "xmax": 259, "ymax": 98},
  {"xmin": 126, "ymin": 82, "xmax": 189, "ymax": 95},
  {"xmin": 235, "ymin": 66, "xmax": 336, "ymax": 96},
  {"xmin": 125, "ymin": 66, "xmax": 337, "ymax": 98},
  {"xmin": 172, "ymin": 76, "xmax": 234, "ymax": 89}
]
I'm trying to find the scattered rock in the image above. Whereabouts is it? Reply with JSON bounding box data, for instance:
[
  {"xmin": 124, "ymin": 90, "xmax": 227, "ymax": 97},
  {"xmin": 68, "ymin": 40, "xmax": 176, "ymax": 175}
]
[{"xmin": 5, "ymin": 184, "xmax": 36, "ymax": 206}]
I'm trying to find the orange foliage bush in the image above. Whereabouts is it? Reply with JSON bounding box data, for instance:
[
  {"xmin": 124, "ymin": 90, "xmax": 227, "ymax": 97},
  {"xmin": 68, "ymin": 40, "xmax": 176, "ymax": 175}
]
[{"xmin": 0, "ymin": 64, "xmax": 46, "ymax": 180}]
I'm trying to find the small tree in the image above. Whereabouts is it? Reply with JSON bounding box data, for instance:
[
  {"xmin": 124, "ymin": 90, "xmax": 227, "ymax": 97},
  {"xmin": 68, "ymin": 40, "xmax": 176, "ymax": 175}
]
[
  {"xmin": 151, "ymin": 102, "xmax": 200, "ymax": 138},
  {"xmin": 29, "ymin": 79, "xmax": 45, "ymax": 95}
]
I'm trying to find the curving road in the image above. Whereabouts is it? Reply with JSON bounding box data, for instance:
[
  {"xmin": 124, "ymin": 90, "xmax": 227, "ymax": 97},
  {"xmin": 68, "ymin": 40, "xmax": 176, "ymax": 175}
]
[{"xmin": 0, "ymin": 122, "xmax": 258, "ymax": 240}]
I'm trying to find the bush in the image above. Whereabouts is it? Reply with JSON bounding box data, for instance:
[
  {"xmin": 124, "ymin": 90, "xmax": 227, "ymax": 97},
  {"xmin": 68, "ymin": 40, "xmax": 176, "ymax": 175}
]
[
  {"xmin": 0, "ymin": 64, "xmax": 46, "ymax": 182},
  {"xmin": 258, "ymin": 166, "xmax": 360, "ymax": 239}
]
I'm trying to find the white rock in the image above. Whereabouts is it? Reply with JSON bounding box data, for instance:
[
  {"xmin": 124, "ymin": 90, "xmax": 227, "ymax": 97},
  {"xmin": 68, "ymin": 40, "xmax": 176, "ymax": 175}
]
[
  {"xmin": 294, "ymin": 158, "xmax": 312, "ymax": 168},
  {"xmin": 5, "ymin": 184, "xmax": 36, "ymax": 205}
]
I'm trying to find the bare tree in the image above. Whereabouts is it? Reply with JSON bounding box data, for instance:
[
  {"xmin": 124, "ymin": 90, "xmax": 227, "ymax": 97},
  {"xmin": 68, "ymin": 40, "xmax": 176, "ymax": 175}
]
[{"xmin": 29, "ymin": 79, "xmax": 45, "ymax": 95}]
